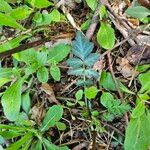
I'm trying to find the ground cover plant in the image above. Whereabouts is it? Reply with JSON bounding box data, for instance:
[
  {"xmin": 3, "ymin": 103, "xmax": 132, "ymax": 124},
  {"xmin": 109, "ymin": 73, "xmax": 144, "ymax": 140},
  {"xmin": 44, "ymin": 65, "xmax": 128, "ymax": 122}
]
[{"xmin": 0, "ymin": 0, "xmax": 150, "ymax": 149}]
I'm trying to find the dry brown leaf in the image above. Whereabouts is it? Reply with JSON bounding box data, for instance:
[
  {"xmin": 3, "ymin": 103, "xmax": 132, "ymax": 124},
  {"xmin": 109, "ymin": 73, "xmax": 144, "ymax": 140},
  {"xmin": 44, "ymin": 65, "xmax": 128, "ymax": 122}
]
[
  {"xmin": 116, "ymin": 57, "xmax": 139, "ymax": 78},
  {"xmin": 41, "ymin": 83, "xmax": 60, "ymax": 105},
  {"xmin": 30, "ymin": 104, "xmax": 46, "ymax": 125}
]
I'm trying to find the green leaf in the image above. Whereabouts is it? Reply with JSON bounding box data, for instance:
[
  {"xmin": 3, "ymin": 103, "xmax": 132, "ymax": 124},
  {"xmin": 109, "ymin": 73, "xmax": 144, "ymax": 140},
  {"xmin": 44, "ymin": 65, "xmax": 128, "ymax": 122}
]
[
  {"xmin": 10, "ymin": 6, "xmax": 32, "ymax": 20},
  {"xmin": 0, "ymin": 78, "xmax": 11, "ymax": 87},
  {"xmin": 75, "ymin": 89, "xmax": 83, "ymax": 101},
  {"xmin": 0, "ymin": 35, "xmax": 28, "ymax": 53},
  {"xmin": 100, "ymin": 71, "xmax": 116, "ymax": 91},
  {"xmin": 26, "ymin": 0, "xmax": 53, "ymax": 8},
  {"xmin": 0, "ymin": 130, "xmax": 24, "ymax": 140},
  {"xmin": 41, "ymin": 105, "xmax": 63, "ymax": 132},
  {"xmin": 43, "ymin": 138, "xmax": 69, "ymax": 150},
  {"xmin": 85, "ymin": 0, "xmax": 97, "ymax": 11},
  {"xmin": 1, "ymin": 79, "xmax": 23, "ymax": 121},
  {"xmin": 97, "ymin": 22, "xmax": 115, "ymax": 50},
  {"xmin": 100, "ymin": 92, "xmax": 114, "ymax": 108},
  {"xmin": 50, "ymin": 9, "xmax": 60, "ymax": 22},
  {"xmin": 138, "ymin": 71, "xmax": 150, "ymax": 93},
  {"xmin": 85, "ymin": 86, "xmax": 99, "ymax": 100},
  {"xmin": 124, "ymin": 111, "xmax": 150, "ymax": 150},
  {"xmin": 56, "ymin": 122, "xmax": 66, "ymax": 131},
  {"xmin": 6, "ymin": 133, "xmax": 33, "ymax": 150},
  {"xmin": 125, "ymin": 6, "xmax": 150, "ymax": 19},
  {"xmin": 47, "ymin": 44, "xmax": 71, "ymax": 64},
  {"xmin": 37, "ymin": 66, "xmax": 48, "ymax": 83},
  {"xmin": 34, "ymin": 140, "xmax": 42, "ymax": 150},
  {"xmin": 131, "ymin": 101, "xmax": 145, "ymax": 118},
  {"xmin": 0, "ymin": 0, "xmax": 12, "ymax": 13},
  {"xmin": 21, "ymin": 91, "xmax": 31, "ymax": 114},
  {"xmin": 0, "ymin": 12, "xmax": 25, "ymax": 30},
  {"xmin": 50, "ymin": 64, "xmax": 61, "ymax": 81}
]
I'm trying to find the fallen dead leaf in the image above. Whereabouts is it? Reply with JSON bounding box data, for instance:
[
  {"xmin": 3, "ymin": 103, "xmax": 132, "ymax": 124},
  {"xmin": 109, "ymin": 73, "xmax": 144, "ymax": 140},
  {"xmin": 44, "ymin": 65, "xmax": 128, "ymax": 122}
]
[
  {"xmin": 41, "ymin": 83, "xmax": 61, "ymax": 105},
  {"xmin": 116, "ymin": 57, "xmax": 139, "ymax": 78}
]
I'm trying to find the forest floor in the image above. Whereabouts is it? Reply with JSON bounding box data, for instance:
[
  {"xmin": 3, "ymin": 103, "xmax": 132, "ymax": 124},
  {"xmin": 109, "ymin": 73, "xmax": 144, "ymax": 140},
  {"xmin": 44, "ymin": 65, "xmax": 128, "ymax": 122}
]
[{"xmin": 0, "ymin": 0, "xmax": 150, "ymax": 150}]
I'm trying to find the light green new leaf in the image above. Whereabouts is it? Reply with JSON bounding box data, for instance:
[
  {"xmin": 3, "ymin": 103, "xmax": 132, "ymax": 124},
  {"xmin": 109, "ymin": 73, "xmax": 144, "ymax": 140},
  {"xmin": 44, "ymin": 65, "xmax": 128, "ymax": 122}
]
[
  {"xmin": 100, "ymin": 92, "xmax": 114, "ymax": 108},
  {"xmin": 50, "ymin": 64, "xmax": 61, "ymax": 81},
  {"xmin": 26, "ymin": 0, "xmax": 53, "ymax": 8},
  {"xmin": 126, "ymin": 6, "xmax": 150, "ymax": 19},
  {"xmin": 37, "ymin": 66, "xmax": 48, "ymax": 83},
  {"xmin": 1, "ymin": 79, "xmax": 23, "ymax": 121},
  {"xmin": 0, "ymin": 78, "xmax": 11, "ymax": 87},
  {"xmin": 0, "ymin": 0, "xmax": 12, "ymax": 13},
  {"xmin": 41, "ymin": 105, "xmax": 63, "ymax": 132},
  {"xmin": 85, "ymin": 0, "xmax": 97, "ymax": 11},
  {"xmin": 56, "ymin": 122, "xmax": 66, "ymax": 131},
  {"xmin": 50, "ymin": 9, "xmax": 60, "ymax": 22},
  {"xmin": 85, "ymin": 86, "xmax": 99, "ymax": 100},
  {"xmin": 75, "ymin": 89, "xmax": 83, "ymax": 101},
  {"xmin": 97, "ymin": 22, "xmax": 115, "ymax": 50},
  {"xmin": 0, "ymin": 12, "xmax": 24, "ymax": 30},
  {"xmin": 138, "ymin": 71, "xmax": 150, "ymax": 93},
  {"xmin": 47, "ymin": 44, "xmax": 71, "ymax": 64},
  {"xmin": 124, "ymin": 111, "xmax": 150, "ymax": 150},
  {"xmin": 10, "ymin": 6, "xmax": 32, "ymax": 20}
]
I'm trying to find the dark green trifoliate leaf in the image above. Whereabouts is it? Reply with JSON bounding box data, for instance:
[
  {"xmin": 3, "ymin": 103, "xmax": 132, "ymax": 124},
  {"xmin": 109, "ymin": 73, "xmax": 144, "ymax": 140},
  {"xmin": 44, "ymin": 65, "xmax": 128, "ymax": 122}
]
[
  {"xmin": 67, "ymin": 57, "xmax": 83, "ymax": 69},
  {"xmin": 85, "ymin": 0, "xmax": 97, "ymax": 11},
  {"xmin": 138, "ymin": 71, "xmax": 150, "ymax": 93},
  {"xmin": 68, "ymin": 68, "xmax": 84, "ymax": 76},
  {"xmin": 48, "ymin": 44, "xmax": 71, "ymax": 64},
  {"xmin": 125, "ymin": 6, "xmax": 150, "ymax": 19},
  {"xmin": 84, "ymin": 53, "xmax": 99, "ymax": 67},
  {"xmin": 72, "ymin": 31, "xmax": 94, "ymax": 60},
  {"xmin": 0, "ymin": 12, "xmax": 24, "ymax": 30},
  {"xmin": 0, "ymin": 0, "xmax": 12, "ymax": 13},
  {"xmin": 85, "ymin": 86, "xmax": 99, "ymax": 100},
  {"xmin": 75, "ymin": 89, "xmax": 83, "ymax": 101},
  {"xmin": 10, "ymin": 6, "xmax": 32, "ymax": 20},
  {"xmin": 1, "ymin": 79, "xmax": 23, "ymax": 121},
  {"xmin": 41, "ymin": 105, "xmax": 63, "ymax": 132},
  {"xmin": 124, "ymin": 111, "xmax": 150, "ymax": 150},
  {"xmin": 56, "ymin": 122, "xmax": 66, "ymax": 131},
  {"xmin": 97, "ymin": 22, "xmax": 115, "ymax": 50},
  {"xmin": 21, "ymin": 91, "xmax": 31, "ymax": 114},
  {"xmin": 50, "ymin": 64, "xmax": 61, "ymax": 81},
  {"xmin": 37, "ymin": 66, "xmax": 48, "ymax": 83}
]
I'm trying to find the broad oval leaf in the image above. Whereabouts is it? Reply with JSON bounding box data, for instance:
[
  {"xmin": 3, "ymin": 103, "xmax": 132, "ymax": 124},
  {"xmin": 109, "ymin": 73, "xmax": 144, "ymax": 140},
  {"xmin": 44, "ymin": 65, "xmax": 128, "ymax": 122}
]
[
  {"xmin": 48, "ymin": 44, "xmax": 71, "ymax": 64},
  {"xmin": 85, "ymin": 86, "xmax": 99, "ymax": 100},
  {"xmin": 37, "ymin": 66, "xmax": 48, "ymax": 83},
  {"xmin": 41, "ymin": 105, "xmax": 63, "ymax": 132},
  {"xmin": 50, "ymin": 64, "xmax": 61, "ymax": 81},
  {"xmin": 97, "ymin": 22, "xmax": 115, "ymax": 50},
  {"xmin": 10, "ymin": 6, "xmax": 32, "ymax": 20},
  {"xmin": 1, "ymin": 79, "xmax": 23, "ymax": 121},
  {"xmin": 85, "ymin": 0, "xmax": 97, "ymax": 11},
  {"xmin": 0, "ymin": 12, "xmax": 24, "ymax": 30},
  {"xmin": 125, "ymin": 6, "xmax": 150, "ymax": 19}
]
